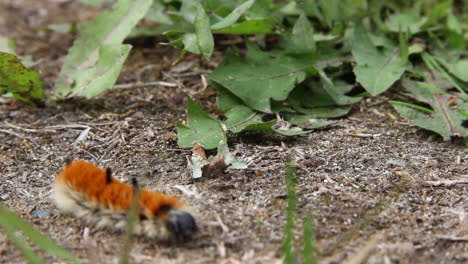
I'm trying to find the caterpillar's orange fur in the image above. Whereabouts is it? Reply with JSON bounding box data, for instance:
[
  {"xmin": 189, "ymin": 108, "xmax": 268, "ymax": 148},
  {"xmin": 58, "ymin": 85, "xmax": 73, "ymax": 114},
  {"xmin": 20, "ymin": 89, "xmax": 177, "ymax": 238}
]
[{"xmin": 52, "ymin": 160, "xmax": 197, "ymax": 241}]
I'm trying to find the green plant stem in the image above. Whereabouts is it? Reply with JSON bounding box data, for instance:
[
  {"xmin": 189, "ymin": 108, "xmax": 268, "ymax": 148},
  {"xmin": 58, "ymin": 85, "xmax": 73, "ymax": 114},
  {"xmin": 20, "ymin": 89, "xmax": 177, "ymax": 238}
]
[{"xmin": 389, "ymin": 100, "xmax": 434, "ymax": 114}]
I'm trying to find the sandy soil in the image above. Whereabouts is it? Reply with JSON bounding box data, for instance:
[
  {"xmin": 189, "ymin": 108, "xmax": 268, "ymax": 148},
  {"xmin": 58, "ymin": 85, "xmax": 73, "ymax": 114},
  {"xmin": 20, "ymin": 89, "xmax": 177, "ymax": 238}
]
[{"xmin": 0, "ymin": 1, "xmax": 466, "ymax": 263}]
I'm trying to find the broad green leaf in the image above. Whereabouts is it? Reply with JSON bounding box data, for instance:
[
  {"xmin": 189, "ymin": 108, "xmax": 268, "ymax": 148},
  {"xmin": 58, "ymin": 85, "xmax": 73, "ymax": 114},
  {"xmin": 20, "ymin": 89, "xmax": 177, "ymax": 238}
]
[
  {"xmin": 432, "ymin": 51, "xmax": 468, "ymax": 82},
  {"xmin": 223, "ymin": 104, "xmax": 268, "ymax": 133},
  {"xmin": 54, "ymin": 0, "xmax": 153, "ymax": 98},
  {"xmin": 422, "ymin": 52, "xmax": 466, "ymax": 95},
  {"xmin": 194, "ymin": 5, "xmax": 214, "ymax": 58},
  {"xmin": 211, "ymin": 0, "xmax": 256, "ymax": 30},
  {"xmin": 0, "ymin": 52, "xmax": 44, "ymax": 102},
  {"xmin": 69, "ymin": 44, "xmax": 131, "ymax": 97},
  {"xmin": 177, "ymin": 97, "xmax": 226, "ymax": 149},
  {"xmin": 283, "ymin": 114, "xmax": 335, "ymax": 129},
  {"xmin": 391, "ymin": 79, "xmax": 467, "ymax": 140},
  {"xmin": 446, "ymin": 12, "xmax": 462, "ymax": 34},
  {"xmin": 145, "ymin": 0, "xmax": 173, "ymax": 25},
  {"xmin": 212, "ymin": 18, "xmax": 274, "ymax": 34},
  {"xmin": 318, "ymin": 71, "xmax": 364, "ymax": 105},
  {"xmin": 210, "ymin": 44, "xmax": 310, "ymax": 113},
  {"xmin": 352, "ymin": 21, "xmax": 407, "ymax": 95},
  {"xmin": 385, "ymin": 7, "xmax": 426, "ymax": 34},
  {"xmin": 216, "ymin": 85, "xmax": 244, "ymax": 113},
  {"xmin": 225, "ymin": 107, "xmax": 325, "ymax": 136},
  {"xmin": 422, "ymin": 0, "xmax": 452, "ymax": 28},
  {"xmin": 289, "ymin": 102, "xmax": 352, "ymax": 118},
  {"xmin": 273, "ymin": 126, "xmax": 311, "ymax": 136},
  {"xmin": 219, "ymin": 90, "xmax": 326, "ymax": 135},
  {"xmin": 283, "ymin": 14, "xmax": 315, "ymax": 54},
  {"xmin": 247, "ymin": 0, "xmax": 274, "ymax": 19},
  {"xmin": 183, "ymin": 33, "xmax": 201, "ymax": 54},
  {"xmin": 0, "ymin": 205, "xmax": 81, "ymax": 264},
  {"xmin": 295, "ymin": 0, "xmax": 322, "ymax": 21}
]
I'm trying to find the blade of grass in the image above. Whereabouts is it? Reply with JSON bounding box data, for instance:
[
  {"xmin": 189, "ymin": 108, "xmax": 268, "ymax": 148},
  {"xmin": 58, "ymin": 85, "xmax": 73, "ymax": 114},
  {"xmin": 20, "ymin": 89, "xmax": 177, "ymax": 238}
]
[
  {"xmin": 283, "ymin": 160, "xmax": 297, "ymax": 264},
  {"xmin": 211, "ymin": 0, "xmax": 256, "ymax": 30},
  {"xmin": 119, "ymin": 179, "xmax": 140, "ymax": 264},
  {"xmin": 0, "ymin": 217, "xmax": 45, "ymax": 264},
  {"xmin": 0, "ymin": 205, "xmax": 81, "ymax": 264},
  {"xmin": 302, "ymin": 215, "xmax": 317, "ymax": 264}
]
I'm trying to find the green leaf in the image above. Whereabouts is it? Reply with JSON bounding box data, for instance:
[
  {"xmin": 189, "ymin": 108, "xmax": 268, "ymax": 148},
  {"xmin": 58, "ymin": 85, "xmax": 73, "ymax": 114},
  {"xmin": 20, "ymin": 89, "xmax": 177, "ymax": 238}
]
[
  {"xmin": 194, "ymin": 4, "xmax": 214, "ymax": 58},
  {"xmin": 422, "ymin": 52, "xmax": 466, "ymax": 95},
  {"xmin": 283, "ymin": 14, "xmax": 315, "ymax": 54},
  {"xmin": 177, "ymin": 97, "xmax": 226, "ymax": 149},
  {"xmin": 295, "ymin": 0, "xmax": 322, "ymax": 20},
  {"xmin": 210, "ymin": 44, "xmax": 310, "ymax": 113},
  {"xmin": 182, "ymin": 33, "xmax": 201, "ymax": 54},
  {"xmin": 422, "ymin": 0, "xmax": 452, "ymax": 28},
  {"xmin": 216, "ymin": 85, "xmax": 245, "ymax": 113},
  {"xmin": 211, "ymin": 0, "xmax": 256, "ymax": 30},
  {"xmin": 432, "ymin": 51, "xmax": 468, "ymax": 83},
  {"xmin": 145, "ymin": 0, "xmax": 173, "ymax": 25},
  {"xmin": 54, "ymin": 0, "xmax": 153, "ymax": 98},
  {"xmin": 0, "ymin": 52, "xmax": 44, "ymax": 102},
  {"xmin": 283, "ymin": 114, "xmax": 335, "ymax": 129},
  {"xmin": 289, "ymin": 102, "xmax": 352, "ymax": 118},
  {"xmin": 352, "ymin": 21, "xmax": 407, "ymax": 95},
  {"xmin": 385, "ymin": 7, "xmax": 426, "ymax": 34},
  {"xmin": 391, "ymin": 79, "xmax": 467, "ymax": 140},
  {"xmin": 223, "ymin": 105, "xmax": 267, "ymax": 133},
  {"xmin": 0, "ymin": 205, "xmax": 81, "ymax": 264},
  {"xmin": 212, "ymin": 18, "xmax": 274, "ymax": 34},
  {"xmin": 72, "ymin": 44, "xmax": 131, "ymax": 98},
  {"xmin": 318, "ymin": 70, "xmax": 364, "ymax": 105}
]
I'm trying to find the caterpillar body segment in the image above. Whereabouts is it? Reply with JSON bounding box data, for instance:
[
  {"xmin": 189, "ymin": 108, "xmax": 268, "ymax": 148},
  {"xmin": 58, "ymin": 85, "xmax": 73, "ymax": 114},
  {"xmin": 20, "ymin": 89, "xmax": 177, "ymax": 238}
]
[{"xmin": 52, "ymin": 160, "xmax": 197, "ymax": 241}]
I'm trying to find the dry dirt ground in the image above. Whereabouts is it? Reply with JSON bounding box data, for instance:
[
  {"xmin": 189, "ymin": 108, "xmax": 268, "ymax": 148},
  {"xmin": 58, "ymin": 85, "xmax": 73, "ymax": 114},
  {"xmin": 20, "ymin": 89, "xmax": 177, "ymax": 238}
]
[{"xmin": 0, "ymin": 1, "xmax": 467, "ymax": 264}]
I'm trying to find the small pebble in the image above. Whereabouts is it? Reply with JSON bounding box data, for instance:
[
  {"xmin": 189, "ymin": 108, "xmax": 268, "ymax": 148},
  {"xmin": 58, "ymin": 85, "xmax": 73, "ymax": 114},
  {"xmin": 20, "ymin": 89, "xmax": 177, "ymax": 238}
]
[{"xmin": 32, "ymin": 209, "xmax": 49, "ymax": 218}]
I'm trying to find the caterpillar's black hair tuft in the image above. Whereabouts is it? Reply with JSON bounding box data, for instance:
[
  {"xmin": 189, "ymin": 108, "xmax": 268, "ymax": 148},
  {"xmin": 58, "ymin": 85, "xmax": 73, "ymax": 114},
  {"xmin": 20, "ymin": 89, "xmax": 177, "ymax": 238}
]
[
  {"xmin": 131, "ymin": 178, "xmax": 139, "ymax": 193},
  {"xmin": 105, "ymin": 168, "xmax": 112, "ymax": 184},
  {"xmin": 65, "ymin": 157, "xmax": 73, "ymax": 165}
]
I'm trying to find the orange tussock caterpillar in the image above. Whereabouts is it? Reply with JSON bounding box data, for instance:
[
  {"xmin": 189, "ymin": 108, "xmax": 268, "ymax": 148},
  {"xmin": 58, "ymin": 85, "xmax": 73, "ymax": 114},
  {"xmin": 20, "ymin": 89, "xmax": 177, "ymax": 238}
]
[{"xmin": 52, "ymin": 159, "xmax": 197, "ymax": 241}]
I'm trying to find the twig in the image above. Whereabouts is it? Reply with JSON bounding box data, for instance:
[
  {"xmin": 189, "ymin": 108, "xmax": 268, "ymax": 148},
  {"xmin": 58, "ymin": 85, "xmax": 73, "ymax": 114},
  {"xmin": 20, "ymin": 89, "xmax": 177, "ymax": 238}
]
[
  {"xmin": 436, "ymin": 236, "xmax": 468, "ymax": 242},
  {"xmin": 4, "ymin": 121, "xmax": 57, "ymax": 133},
  {"xmin": 346, "ymin": 132, "xmax": 382, "ymax": 138},
  {"xmin": 113, "ymin": 81, "xmax": 177, "ymax": 89},
  {"xmin": 0, "ymin": 129, "xmax": 37, "ymax": 144},
  {"xmin": 73, "ymin": 127, "xmax": 91, "ymax": 145},
  {"xmin": 0, "ymin": 129, "xmax": 25, "ymax": 138},
  {"xmin": 423, "ymin": 179, "xmax": 468, "ymax": 187},
  {"xmin": 215, "ymin": 214, "xmax": 230, "ymax": 233}
]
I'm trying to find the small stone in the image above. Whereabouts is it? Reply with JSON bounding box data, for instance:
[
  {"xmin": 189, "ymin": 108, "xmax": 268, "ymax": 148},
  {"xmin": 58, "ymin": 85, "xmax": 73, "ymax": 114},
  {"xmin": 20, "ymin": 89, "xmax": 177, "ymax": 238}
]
[{"xmin": 32, "ymin": 209, "xmax": 49, "ymax": 218}]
